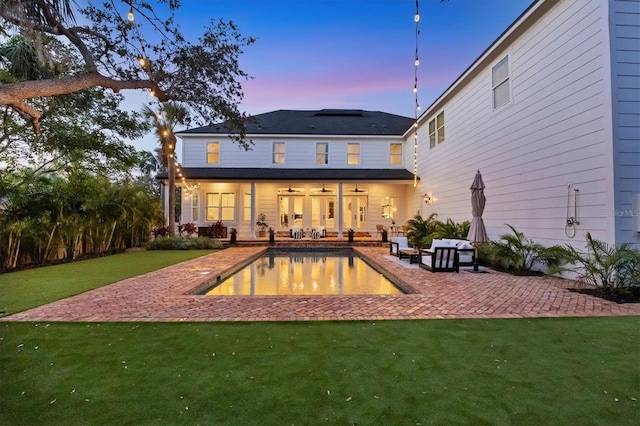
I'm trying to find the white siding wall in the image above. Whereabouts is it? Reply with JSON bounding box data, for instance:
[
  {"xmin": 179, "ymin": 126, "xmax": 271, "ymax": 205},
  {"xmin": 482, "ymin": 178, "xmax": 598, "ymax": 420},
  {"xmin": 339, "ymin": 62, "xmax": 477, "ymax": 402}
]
[
  {"xmin": 414, "ymin": 0, "xmax": 620, "ymax": 248},
  {"xmin": 180, "ymin": 135, "xmax": 407, "ymax": 169},
  {"xmin": 610, "ymin": 0, "xmax": 640, "ymax": 248}
]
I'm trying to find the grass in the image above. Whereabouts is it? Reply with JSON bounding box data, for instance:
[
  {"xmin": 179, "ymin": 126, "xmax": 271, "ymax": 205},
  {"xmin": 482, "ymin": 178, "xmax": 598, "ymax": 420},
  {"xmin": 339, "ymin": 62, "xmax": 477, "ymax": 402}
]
[
  {"xmin": 1, "ymin": 317, "xmax": 638, "ymax": 425},
  {"xmin": 0, "ymin": 250, "xmax": 214, "ymax": 316}
]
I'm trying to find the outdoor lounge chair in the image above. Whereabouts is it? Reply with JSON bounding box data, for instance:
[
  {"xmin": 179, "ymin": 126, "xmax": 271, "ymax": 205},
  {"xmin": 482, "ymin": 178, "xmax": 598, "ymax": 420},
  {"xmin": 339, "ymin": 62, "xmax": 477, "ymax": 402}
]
[
  {"xmin": 389, "ymin": 237, "xmax": 410, "ymax": 257},
  {"xmin": 419, "ymin": 246, "xmax": 459, "ymax": 272}
]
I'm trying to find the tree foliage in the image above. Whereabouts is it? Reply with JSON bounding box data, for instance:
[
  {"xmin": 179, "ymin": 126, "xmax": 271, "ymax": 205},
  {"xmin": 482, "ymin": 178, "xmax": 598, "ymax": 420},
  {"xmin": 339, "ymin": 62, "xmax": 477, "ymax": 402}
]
[{"xmin": 0, "ymin": 0, "xmax": 254, "ymax": 146}]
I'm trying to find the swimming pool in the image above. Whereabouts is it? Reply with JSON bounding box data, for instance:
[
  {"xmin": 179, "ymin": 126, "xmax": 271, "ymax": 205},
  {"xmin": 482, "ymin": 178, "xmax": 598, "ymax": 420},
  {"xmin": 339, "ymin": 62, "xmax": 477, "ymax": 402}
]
[{"xmin": 203, "ymin": 250, "xmax": 403, "ymax": 296}]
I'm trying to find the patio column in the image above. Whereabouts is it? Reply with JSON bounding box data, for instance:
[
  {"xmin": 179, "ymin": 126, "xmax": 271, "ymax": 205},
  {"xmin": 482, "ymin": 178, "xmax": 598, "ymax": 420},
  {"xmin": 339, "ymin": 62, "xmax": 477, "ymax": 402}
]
[
  {"xmin": 337, "ymin": 183, "xmax": 343, "ymax": 240},
  {"xmin": 250, "ymin": 182, "xmax": 256, "ymax": 239}
]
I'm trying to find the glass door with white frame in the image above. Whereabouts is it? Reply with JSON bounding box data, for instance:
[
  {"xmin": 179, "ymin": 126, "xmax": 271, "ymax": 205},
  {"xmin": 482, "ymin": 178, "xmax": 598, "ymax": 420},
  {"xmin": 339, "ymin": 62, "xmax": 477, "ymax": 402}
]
[
  {"xmin": 343, "ymin": 196, "xmax": 367, "ymax": 230},
  {"xmin": 311, "ymin": 196, "xmax": 336, "ymax": 230}
]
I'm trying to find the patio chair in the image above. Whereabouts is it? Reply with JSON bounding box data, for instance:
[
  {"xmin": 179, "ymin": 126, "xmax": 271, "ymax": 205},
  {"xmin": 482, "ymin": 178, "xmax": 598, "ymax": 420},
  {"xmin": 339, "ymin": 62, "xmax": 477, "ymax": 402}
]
[
  {"xmin": 375, "ymin": 224, "xmax": 386, "ymax": 237},
  {"xmin": 419, "ymin": 246, "xmax": 459, "ymax": 273},
  {"xmin": 389, "ymin": 237, "xmax": 410, "ymax": 257},
  {"xmin": 290, "ymin": 226, "xmax": 303, "ymax": 239}
]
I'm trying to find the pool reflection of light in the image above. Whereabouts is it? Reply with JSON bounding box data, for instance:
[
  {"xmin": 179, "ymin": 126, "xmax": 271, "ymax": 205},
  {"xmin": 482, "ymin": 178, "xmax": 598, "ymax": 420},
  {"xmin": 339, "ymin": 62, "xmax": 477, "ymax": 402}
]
[{"xmin": 204, "ymin": 252, "xmax": 402, "ymax": 296}]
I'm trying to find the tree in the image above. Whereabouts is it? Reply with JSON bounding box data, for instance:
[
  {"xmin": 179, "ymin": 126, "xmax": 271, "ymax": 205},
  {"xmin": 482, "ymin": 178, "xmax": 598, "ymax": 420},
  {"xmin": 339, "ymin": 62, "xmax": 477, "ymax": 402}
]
[
  {"xmin": 0, "ymin": 0, "xmax": 254, "ymax": 146},
  {"xmin": 141, "ymin": 101, "xmax": 186, "ymax": 236}
]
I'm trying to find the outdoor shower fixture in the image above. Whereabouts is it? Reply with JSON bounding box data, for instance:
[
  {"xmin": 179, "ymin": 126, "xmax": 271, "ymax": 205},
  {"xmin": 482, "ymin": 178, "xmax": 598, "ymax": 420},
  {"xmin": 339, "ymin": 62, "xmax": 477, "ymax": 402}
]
[{"xmin": 565, "ymin": 184, "xmax": 579, "ymax": 237}]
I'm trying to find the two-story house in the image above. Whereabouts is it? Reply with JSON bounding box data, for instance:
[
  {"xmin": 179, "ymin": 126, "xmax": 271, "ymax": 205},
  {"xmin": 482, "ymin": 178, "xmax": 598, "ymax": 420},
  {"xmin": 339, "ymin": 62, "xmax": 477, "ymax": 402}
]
[
  {"xmin": 169, "ymin": 0, "xmax": 639, "ymax": 249},
  {"xmin": 174, "ymin": 109, "xmax": 416, "ymax": 238}
]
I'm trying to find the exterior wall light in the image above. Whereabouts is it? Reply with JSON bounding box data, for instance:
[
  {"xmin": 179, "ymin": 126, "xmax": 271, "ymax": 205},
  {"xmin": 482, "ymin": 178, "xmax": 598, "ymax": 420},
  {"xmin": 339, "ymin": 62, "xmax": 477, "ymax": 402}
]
[{"xmin": 423, "ymin": 194, "xmax": 431, "ymax": 205}]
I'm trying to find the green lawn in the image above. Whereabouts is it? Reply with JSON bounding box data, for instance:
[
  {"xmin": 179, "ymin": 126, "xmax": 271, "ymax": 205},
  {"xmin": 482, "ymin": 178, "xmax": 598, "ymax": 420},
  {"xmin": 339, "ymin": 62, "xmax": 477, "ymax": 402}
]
[
  {"xmin": 0, "ymin": 250, "xmax": 213, "ymax": 316},
  {"xmin": 1, "ymin": 318, "xmax": 638, "ymax": 425},
  {"xmin": 1, "ymin": 250, "xmax": 638, "ymax": 424}
]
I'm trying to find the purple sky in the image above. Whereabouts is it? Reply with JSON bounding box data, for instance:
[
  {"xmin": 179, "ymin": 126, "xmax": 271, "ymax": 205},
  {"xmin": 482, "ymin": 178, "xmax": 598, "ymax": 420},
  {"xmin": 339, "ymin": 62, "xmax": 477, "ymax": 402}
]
[{"xmin": 131, "ymin": 0, "xmax": 534, "ymax": 152}]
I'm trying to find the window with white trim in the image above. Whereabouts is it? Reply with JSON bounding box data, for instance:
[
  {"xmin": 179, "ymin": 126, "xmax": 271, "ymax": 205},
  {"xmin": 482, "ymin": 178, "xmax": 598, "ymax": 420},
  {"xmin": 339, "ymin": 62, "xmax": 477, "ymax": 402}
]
[
  {"xmin": 389, "ymin": 143, "xmax": 402, "ymax": 165},
  {"xmin": 429, "ymin": 111, "xmax": 445, "ymax": 149},
  {"xmin": 347, "ymin": 143, "xmax": 360, "ymax": 165},
  {"xmin": 243, "ymin": 193, "xmax": 251, "ymax": 222},
  {"xmin": 492, "ymin": 55, "xmax": 510, "ymax": 109},
  {"xmin": 192, "ymin": 192, "xmax": 199, "ymax": 222},
  {"xmin": 206, "ymin": 192, "xmax": 235, "ymax": 221},
  {"xmin": 273, "ymin": 142, "xmax": 285, "ymax": 164},
  {"xmin": 207, "ymin": 142, "xmax": 220, "ymax": 164},
  {"xmin": 316, "ymin": 143, "xmax": 328, "ymax": 164}
]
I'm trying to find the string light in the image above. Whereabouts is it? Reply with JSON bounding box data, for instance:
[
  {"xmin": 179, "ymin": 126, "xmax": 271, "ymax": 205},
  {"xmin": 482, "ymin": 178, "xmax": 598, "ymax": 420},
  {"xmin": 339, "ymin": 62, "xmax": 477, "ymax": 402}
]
[
  {"xmin": 127, "ymin": 7, "xmax": 135, "ymax": 22},
  {"xmin": 413, "ymin": 0, "xmax": 420, "ymax": 187}
]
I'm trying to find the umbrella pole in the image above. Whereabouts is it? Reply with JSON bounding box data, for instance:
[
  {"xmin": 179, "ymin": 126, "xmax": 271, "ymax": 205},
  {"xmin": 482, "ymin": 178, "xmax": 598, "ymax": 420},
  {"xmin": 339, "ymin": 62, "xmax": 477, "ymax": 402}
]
[{"xmin": 473, "ymin": 244, "xmax": 479, "ymax": 272}]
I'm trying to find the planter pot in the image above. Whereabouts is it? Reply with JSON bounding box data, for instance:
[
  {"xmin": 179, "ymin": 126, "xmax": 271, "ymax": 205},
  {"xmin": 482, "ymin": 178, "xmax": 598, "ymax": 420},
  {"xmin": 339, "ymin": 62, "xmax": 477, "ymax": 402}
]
[
  {"xmin": 269, "ymin": 234, "xmax": 275, "ymax": 244},
  {"xmin": 381, "ymin": 231, "xmax": 388, "ymax": 242},
  {"xmin": 258, "ymin": 230, "xmax": 266, "ymax": 237},
  {"xmin": 230, "ymin": 234, "xmax": 237, "ymax": 243},
  {"xmin": 348, "ymin": 233, "xmax": 354, "ymax": 243}
]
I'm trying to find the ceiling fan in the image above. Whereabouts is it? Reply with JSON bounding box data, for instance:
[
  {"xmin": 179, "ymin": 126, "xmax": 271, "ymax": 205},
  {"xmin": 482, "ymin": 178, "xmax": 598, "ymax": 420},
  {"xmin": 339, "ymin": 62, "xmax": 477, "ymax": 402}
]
[
  {"xmin": 320, "ymin": 184, "xmax": 334, "ymax": 193},
  {"xmin": 351, "ymin": 184, "xmax": 365, "ymax": 193},
  {"xmin": 286, "ymin": 184, "xmax": 300, "ymax": 193}
]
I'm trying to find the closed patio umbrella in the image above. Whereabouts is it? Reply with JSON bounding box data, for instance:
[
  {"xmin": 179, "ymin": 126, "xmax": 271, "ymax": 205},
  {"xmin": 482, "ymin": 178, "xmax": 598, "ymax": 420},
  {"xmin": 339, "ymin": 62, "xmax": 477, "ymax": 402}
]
[{"xmin": 467, "ymin": 170, "xmax": 489, "ymax": 271}]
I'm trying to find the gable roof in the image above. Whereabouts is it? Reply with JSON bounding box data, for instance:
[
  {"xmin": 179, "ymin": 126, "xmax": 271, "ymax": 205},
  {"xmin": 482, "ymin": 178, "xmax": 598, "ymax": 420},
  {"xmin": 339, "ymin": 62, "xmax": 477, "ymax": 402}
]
[{"xmin": 178, "ymin": 109, "xmax": 414, "ymax": 136}]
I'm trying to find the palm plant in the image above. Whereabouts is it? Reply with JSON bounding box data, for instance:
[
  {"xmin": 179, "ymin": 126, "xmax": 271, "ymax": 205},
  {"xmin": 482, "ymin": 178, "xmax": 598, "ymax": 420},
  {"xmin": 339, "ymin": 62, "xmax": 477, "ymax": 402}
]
[
  {"xmin": 554, "ymin": 233, "xmax": 640, "ymax": 295},
  {"xmin": 142, "ymin": 102, "xmax": 188, "ymax": 237},
  {"xmin": 491, "ymin": 224, "xmax": 566, "ymax": 274},
  {"xmin": 432, "ymin": 218, "xmax": 470, "ymax": 240},
  {"xmin": 405, "ymin": 212, "xmax": 439, "ymax": 249}
]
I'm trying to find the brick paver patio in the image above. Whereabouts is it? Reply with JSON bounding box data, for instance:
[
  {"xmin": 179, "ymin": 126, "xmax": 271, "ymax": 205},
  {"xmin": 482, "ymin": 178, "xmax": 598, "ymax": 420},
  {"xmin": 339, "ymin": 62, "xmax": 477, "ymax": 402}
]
[{"xmin": 2, "ymin": 246, "xmax": 639, "ymax": 322}]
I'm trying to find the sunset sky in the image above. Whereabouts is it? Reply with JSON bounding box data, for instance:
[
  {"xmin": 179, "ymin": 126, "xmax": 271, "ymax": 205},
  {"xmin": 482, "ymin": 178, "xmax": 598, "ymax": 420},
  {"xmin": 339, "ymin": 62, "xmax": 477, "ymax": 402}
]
[{"xmin": 131, "ymin": 0, "xmax": 534, "ymax": 152}]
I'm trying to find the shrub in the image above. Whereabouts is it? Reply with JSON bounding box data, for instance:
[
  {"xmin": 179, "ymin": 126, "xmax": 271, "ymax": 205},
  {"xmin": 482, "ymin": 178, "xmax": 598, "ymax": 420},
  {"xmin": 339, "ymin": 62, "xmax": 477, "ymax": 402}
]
[
  {"xmin": 432, "ymin": 218, "xmax": 471, "ymax": 240},
  {"xmin": 146, "ymin": 236, "xmax": 222, "ymax": 250},
  {"xmin": 491, "ymin": 224, "xmax": 566, "ymax": 275},
  {"xmin": 406, "ymin": 212, "xmax": 439, "ymax": 249},
  {"xmin": 151, "ymin": 225, "xmax": 170, "ymax": 238},
  {"xmin": 554, "ymin": 233, "xmax": 640, "ymax": 295},
  {"xmin": 178, "ymin": 222, "xmax": 197, "ymax": 236},
  {"xmin": 208, "ymin": 221, "xmax": 225, "ymax": 238}
]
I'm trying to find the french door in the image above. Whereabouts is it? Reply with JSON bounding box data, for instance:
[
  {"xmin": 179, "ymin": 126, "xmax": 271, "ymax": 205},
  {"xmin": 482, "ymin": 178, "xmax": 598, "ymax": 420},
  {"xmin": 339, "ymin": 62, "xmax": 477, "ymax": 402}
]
[
  {"xmin": 311, "ymin": 196, "xmax": 336, "ymax": 230},
  {"xmin": 343, "ymin": 196, "xmax": 367, "ymax": 229},
  {"xmin": 279, "ymin": 196, "xmax": 304, "ymax": 229}
]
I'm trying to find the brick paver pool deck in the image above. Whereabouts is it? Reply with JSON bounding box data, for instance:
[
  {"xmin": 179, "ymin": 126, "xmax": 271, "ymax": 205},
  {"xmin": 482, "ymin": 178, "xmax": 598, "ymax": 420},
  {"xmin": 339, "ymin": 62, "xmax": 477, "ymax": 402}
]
[{"xmin": 3, "ymin": 246, "xmax": 639, "ymax": 322}]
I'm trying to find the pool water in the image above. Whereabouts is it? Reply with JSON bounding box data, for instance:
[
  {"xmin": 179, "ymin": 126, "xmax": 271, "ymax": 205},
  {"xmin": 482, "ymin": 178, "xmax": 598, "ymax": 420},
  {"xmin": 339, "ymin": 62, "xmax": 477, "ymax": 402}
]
[{"xmin": 203, "ymin": 251, "xmax": 403, "ymax": 296}]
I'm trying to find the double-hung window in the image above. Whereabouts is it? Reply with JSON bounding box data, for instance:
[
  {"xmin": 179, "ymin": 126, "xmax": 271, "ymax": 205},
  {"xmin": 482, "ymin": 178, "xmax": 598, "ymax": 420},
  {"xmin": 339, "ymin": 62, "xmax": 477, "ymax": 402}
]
[
  {"xmin": 347, "ymin": 143, "xmax": 360, "ymax": 165},
  {"xmin": 316, "ymin": 143, "xmax": 328, "ymax": 164},
  {"xmin": 492, "ymin": 55, "xmax": 510, "ymax": 109},
  {"xmin": 206, "ymin": 192, "xmax": 235, "ymax": 221},
  {"xmin": 243, "ymin": 193, "xmax": 251, "ymax": 222},
  {"xmin": 389, "ymin": 143, "xmax": 402, "ymax": 165},
  {"xmin": 429, "ymin": 112, "xmax": 445, "ymax": 149},
  {"xmin": 207, "ymin": 142, "xmax": 220, "ymax": 164},
  {"xmin": 273, "ymin": 142, "xmax": 285, "ymax": 164},
  {"xmin": 191, "ymin": 192, "xmax": 199, "ymax": 222}
]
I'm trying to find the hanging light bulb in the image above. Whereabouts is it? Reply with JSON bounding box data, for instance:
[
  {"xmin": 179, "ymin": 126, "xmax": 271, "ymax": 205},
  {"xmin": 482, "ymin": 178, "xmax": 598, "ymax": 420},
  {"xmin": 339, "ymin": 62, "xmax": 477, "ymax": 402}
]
[
  {"xmin": 414, "ymin": 13, "xmax": 420, "ymax": 23},
  {"xmin": 137, "ymin": 56, "xmax": 145, "ymax": 67},
  {"xmin": 127, "ymin": 7, "xmax": 135, "ymax": 22},
  {"xmin": 413, "ymin": 84, "xmax": 418, "ymax": 93},
  {"xmin": 415, "ymin": 57, "xmax": 420, "ymax": 66}
]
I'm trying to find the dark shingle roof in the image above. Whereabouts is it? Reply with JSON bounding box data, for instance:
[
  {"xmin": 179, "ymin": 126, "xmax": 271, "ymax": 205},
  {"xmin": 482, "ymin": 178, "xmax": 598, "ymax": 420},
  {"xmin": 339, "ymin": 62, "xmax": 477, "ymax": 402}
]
[
  {"xmin": 162, "ymin": 168, "xmax": 417, "ymax": 181},
  {"xmin": 177, "ymin": 109, "xmax": 414, "ymax": 136}
]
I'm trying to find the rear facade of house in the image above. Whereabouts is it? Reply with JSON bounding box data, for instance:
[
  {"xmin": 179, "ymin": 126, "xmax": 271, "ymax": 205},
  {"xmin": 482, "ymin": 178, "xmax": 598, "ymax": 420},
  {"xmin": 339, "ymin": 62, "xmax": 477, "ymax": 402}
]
[{"xmin": 169, "ymin": 0, "xmax": 639, "ymax": 249}]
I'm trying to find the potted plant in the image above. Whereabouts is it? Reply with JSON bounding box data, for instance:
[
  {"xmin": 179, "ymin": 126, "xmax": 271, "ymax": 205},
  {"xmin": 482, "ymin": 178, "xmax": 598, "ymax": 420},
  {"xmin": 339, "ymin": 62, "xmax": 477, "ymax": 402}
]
[
  {"xmin": 268, "ymin": 227, "xmax": 275, "ymax": 244},
  {"xmin": 347, "ymin": 228, "xmax": 354, "ymax": 243},
  {"xmin": 230, "ymin": 228, "xmax": 237, "ymax": 243},
  {"xmin": 256, "ymin": 213, "xmax": 268, "ymax": 237}
]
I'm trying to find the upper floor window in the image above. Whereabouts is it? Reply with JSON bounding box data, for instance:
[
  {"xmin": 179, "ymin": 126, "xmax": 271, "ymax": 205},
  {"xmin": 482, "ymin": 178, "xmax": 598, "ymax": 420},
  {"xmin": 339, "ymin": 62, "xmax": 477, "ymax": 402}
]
[
  {"xmin": 492, "ymin": 55, "xmax": 510, "ymax": 109},
  {"xmin": 429, "ymin": 112, "xmax": 445, "ymax": 149},
  {"xmin": 207, "ymin": 142, "xmax": 220, "ymax": 164},
  {"xmin": 316, "ymin": 143, "xmax": 328, "ymax": 165},
  {"xmin": 347, "ymin": 143, "xmax": 360, "ymax": 165},
  {"xmin": 273, "ymin": 142, "xmax": 285, "ymax": 164},
  {"xmin": 390, "ymin": 143, "xmax": 402, "ymax": 165},
  {"xmin": 206, "ymin": 192, "xmax": 235, "ymax": 221}
]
